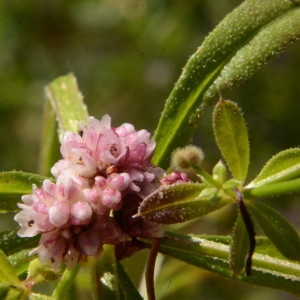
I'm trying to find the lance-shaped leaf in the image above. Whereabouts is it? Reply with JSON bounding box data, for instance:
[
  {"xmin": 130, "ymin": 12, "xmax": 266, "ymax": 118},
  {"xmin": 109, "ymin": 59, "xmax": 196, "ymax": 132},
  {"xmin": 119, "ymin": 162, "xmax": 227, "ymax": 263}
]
[
  {"xmin": 212, "ymin": 160, "xmax": 228, "ymax": 185},
  {"xmin": 0, "ymin": 250, "xmax": 27, "ymax": 300},
  {"xmin": 38, "ymin": 99, "xmax": 60, "ymax": 176},
  {"xmin": 0, "ymin": 171, "xmax": 49, "ymax": 212},
  {"xmin": 230, "ymin": 210, "xmax": 250, "ymax": 276},
  {"xmin": 138, "ymin": 183, "xmax": 233, "ymax": 224},
  {"xmin": 213, "ymin": 100, "xmax": 249, "ymax": 183},
  {"xmin": 27, "ymin": 258, "xmax": 61, "ymax": 286},
  {"xmin": 142, "ymin": 232, "xmax": 300, "ymax": 296},
  {"xmin": 0, "ymin": 249, "xmax": 21, "ymax": 287},
  {"xmin": 152, "ymin": 0, "xmax": 300, "ymax": 169},
  {"xmin": 0, "ymin": 284, "xmax": 26, "ymax": 300},
  {"xmin": 45, "ymin": 73, "xmax": 89, "ymax": 141},
  {"xmin": 244, "ymin": 178, "xmax": 300, "ymax": 199},
  {"xmin": 116, "ymin": 262, "xmax": 143, "ymax": 300},
  {"xmin": 8, "ymin": 250, "xmax": 33, "ymax": 276},
  {"xmin": 30, "ymin": 293, "xmax": 52, "ymax": 300},
  {"xmin": 205, "ymin": 5, "xmax": 300, "ymax": 100},
  {"xmin": 87, "ymin": 246, "xmax": 120, "ymax": 300},
  {"xmin": 247, "ymin": 201, "xmax": 300, "ymax": 261},
  {"xmin": 246, "ymin": 148, "xmax": 300, "ymax": 189},
  {"xmin": 52, "ymin": 265, "xmax": 80, "ymax": 300}
]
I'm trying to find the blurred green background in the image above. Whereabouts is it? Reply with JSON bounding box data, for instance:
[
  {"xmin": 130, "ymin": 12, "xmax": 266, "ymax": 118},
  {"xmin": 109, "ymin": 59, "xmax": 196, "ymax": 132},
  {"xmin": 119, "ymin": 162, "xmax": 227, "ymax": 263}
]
[{"xmin": 1, "ymin": 0, "xmax": 300, "ymax": 299}]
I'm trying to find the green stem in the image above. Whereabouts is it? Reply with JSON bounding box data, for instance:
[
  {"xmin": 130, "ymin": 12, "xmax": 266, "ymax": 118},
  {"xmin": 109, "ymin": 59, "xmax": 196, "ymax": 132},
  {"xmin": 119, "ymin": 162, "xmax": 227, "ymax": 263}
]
[
  {"xmin": 191, "ymin": 164, "xmax": 221, "ymax": 187},
  {"xmin": 89, "ymin": 257, "xmax": 101, "ymax": 300},
  {"xmin": 51, "ymin": 264, "xmax": 80, "ymax": 300},
  {"xmin": 243, "ymin": 178, "xmax": 300, "ymax": 198}
]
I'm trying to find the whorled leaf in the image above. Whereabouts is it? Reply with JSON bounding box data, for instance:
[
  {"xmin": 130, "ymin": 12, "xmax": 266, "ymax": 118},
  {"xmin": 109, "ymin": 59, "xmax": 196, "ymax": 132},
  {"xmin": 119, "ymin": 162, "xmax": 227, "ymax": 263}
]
[
  {"xmin": 0, "ymin": 285, "xmax": 25, "ymax": 300},
  {"xmin": 244, "ymin": 177, "xmax": 300, "ymax": 199},
  {"xmin": 212, "ymin": 160, "xmax": 227, "ymax": 185},
  {"xmin": 142, "ymin": 232, "xmax": 300, "ymax": 296},
  {"xmin": 51, "ymin": 265, "xmax": 80, "ymax": 300},
  {"xmin": 230, "ymin": 210, "xmax": 250, "ymax": 276},
  {"xmin": 0, "ymin": 285, "xmax": 9, "ymax": 300},
  {"xmin": 30, "ymin": 293, "xmax": 52, "ymax": 300},
  {"xmin": 39, "ymin": 98, "xmax": 60, "ymax": 177},
  {"xmin": 186, "ymin": 234, "xmax": 289, "ymax": 259},
  {"xmin": 27, "ymin": 258, "xmax": 61, "ymax": 286},
  {"xmin": 0, "ymin": 171, "xmax": 49, "ymax": 212},
  {"xmin": 205, "ymin": 4, "xmax": 300, "ymax": 100},
  {"xmin": 44, "ymin": 72, "xmax": 89, "ymax": 141},
  {"xmin": 88, "ymin": 246, "xmax": 119, "ymax": 300},
  {"xmin": 213, "ymin": 100, "xmax": 249, "ymax": 183},
  {"xmin": 8, "ymin": 249, "xmax": 33, "ymax": 277},
  {"xmin": 152, "ymin": 0, "xmax": 300, "ymax": 169},
  {"xmin": 0, "ymin": 250, "xmax": 26, "ymax": 300},
  {"xmin": 116, "ymin": 262, "xmax": 143, "ymax": 300},
  {"xmin": 138, "ymin": 183, "xmax": 233, "ymax": 224},
  {"xmin": 247, "ymin": 201, "xmax": 300, "ymax": 261},
  {"xmin": 246, "ymin": 148, "xmax": 300, "ymax": 189}
]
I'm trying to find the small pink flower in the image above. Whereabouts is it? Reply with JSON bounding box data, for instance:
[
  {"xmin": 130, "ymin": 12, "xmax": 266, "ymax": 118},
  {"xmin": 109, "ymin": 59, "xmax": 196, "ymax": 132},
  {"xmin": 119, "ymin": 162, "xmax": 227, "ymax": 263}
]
[
  {"xmin": 107, "ymin": 173, "xmax": 130, "ymax": 191},
  {"xmin": 14, "ymin": 180, "xmax": 88, "ymax": 237},
  {"xmin": 31, "ymin": 215, "xmax": 128, "ymax": 269},
  {"xmin": 16, "ymin": 179, "xmax": 129, "ymax": 268},
  {"xmin": 55, "ymin": 115, "xmax": 162, "ymax": 186},
  {"xmin": 15, "ymin": 114, "xmax": 171, "ymax": 268},
  {"xmin": 49, "ymin": 201, "xmax": 70, "ymax": 227},
  {"xmin": 160, "ymin": 171, "xmax": 190, "ymax": 186},
  {"xmin": 70, "ymin": 201, "xmax": 93, "ymax": 225}
]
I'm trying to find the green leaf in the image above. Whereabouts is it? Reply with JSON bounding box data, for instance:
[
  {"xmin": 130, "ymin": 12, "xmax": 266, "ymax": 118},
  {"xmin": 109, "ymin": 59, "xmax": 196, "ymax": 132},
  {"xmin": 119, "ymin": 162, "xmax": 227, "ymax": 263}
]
[
  {"xmin": 0, "ymin": 249, "xmax": 22, "ymax": 287},
  {"xmin": 0, "ymin": 285, "xmax": 9, "ymax": 300},
  {"xmin": 0, "ymin": 171, "xmax": 49, "ymax": 212},
  {"xmin": 117, "ymin": 262, "xmax": 143, "ymax": 300},
  {"xmin": 38, "ymin": 97, "xmax": 60, "ymax": 177},
  {"xmin": 244, "ymin": 177, "xmax": 300, "ymax": 199},
  {"xmin": 213, "ymin": 100, "xmax": 249, "ymax": 183},
  {"xmin": 154, "ymin": 257, "xmax": 204, "ymax": 300},
  {"xmin": 246, "ymin": 148, "xmax": 300, "ymax": 189},
  {"xmin": 138, "ymin": 183, "xmax": 233, "ymax": 224},
  {"xmin": 152, "ymin": 0, "xmax": 300, "ymax": 169},
  {"xmin": 192, "ymin": 235, "xmax": 289, "ymax": 259},
  {"xmin": 205, "ymin": 5, "xmax": 300, "ymax": 100},
  {"xmin": 212, "ymin": 160, "xmax": 227, "ymax": 185},
  {"xmin": 90, "ymin": 245, "xmax": 120, "ymax": 300},
  {"xmin": 45, "ymin": 73, "xmax": 89, "ymax": 140},
  {"xmin": 247, "ymin": 201, "xmax": 300, "ymax": 261},
  {"xmin": 52, "ymin": 265, "xmax": 80, "ymax": 300},
  {"xmin": 0, "ymin": 284, "xmax": 26, "ymax": 300},
  {"xmin": 30, "ymin": 293, "xmax": 52, "ymax": 300},
  {"xmin": 8, "ymin": 250, "xmax": 32, "ymax": 276},
  {"xmin": 0, "ymin": 229, "xmax": 39, "ymax": 256},
  {"xmin": 230, "ymin": 210, "xmax": 250, "ymax": 276},
  {"xmin": 142, "ymin": 232, "xmax": 300, "ymax": 296},
  {"xmin": 27, "ymin": 258, "xmax": 61, "ymax": 286}
]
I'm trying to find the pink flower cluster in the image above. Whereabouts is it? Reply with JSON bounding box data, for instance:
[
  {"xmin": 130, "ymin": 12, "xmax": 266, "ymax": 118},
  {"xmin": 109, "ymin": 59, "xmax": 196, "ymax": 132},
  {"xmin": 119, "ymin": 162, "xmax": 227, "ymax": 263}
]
[{"xmin": 15, "ymin": 115, "xmax": 178, "ymax": 268}]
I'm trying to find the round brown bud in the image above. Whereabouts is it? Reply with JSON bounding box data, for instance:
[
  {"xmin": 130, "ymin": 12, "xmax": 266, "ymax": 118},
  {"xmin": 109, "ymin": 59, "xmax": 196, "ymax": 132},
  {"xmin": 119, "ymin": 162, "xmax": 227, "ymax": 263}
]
[{"xmin": 171, "ymin": 145, "xmax": 204, "ymax": 171}]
